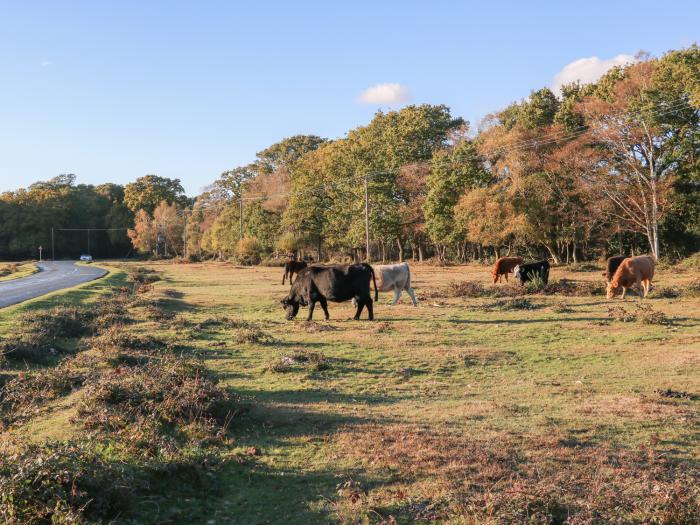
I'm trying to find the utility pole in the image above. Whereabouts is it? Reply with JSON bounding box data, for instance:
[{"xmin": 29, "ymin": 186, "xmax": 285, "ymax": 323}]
[
  {"xmin": 364, "ymin": 173, "xmax": 370, "ymax": 262},
  {"xmin": 87, "ymin": 229, "xmax": 91, "ymax": 255},
  {"xmin": 239, "ymin": 198, "xmax": 244, "ymax": 240},
  {"xmin": 38, "ymin": 245, "xmax": 43, "ymax": 262},
  {"xmin": 51, "ymin": 228, "xmax": 55, "ymax": 260}
]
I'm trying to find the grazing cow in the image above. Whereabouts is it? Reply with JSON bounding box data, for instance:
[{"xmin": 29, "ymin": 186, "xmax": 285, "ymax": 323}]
[
  {"xmin": 281, "ymin": 263, "xmax": 378, "ymax": 321},
  {"xmin": 606, "ymin": 255, "xmax": 655, "ymax": 299},
  {"xmin": 513, "ymin": 260, "xmax": 550, "ymax": 285},
  {"xmin": 602, "ymin": 255, "xmax": 628, "ymax": 283},
  {"xmin": 282, "ymin": 260, "xmax": 307, "ymax": 285},
  {"xmin": 492, "ymin": 256, "xmax": 524, "ymax": 283},
  {"xmin": 355, "ymin": 262, "xmax": 417, "ymax": 306}
]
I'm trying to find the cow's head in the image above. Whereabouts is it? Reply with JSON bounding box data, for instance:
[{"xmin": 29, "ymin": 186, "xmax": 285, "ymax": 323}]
[
  {"xmin": 280, "ymin": 294, "xmax": 306, "ymax": 320},
  {"xmin": 606, "ymin": 281, "xmax": 621, "ymax": 299},
  {"xmin": 491, "ymin": 269, "xmax": 499, "ymax": 283}
]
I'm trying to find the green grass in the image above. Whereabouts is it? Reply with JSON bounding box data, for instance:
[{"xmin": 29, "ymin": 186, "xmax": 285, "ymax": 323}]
[{"xmin": 1, "ymin": 261, "xmax": 698, "ymax": 523}]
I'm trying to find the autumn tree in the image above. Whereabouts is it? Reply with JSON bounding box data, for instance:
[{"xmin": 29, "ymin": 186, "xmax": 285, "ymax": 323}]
[{"xmin": 579, "ymin": 53, "xmax": 700, "ymax": 258}]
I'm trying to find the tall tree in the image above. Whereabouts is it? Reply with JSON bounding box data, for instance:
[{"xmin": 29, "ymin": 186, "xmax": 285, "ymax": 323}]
[{"xmin": 124, "ymin": 175, "xmax": 186, "ymax": 215}]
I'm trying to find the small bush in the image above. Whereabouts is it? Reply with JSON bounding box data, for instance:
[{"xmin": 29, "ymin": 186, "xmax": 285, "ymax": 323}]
[
  {"xmin": 78, "ymin": 356, "xmax": 232, "ymax": 438},
  {"xmin": 0, "ymin": 263, "xmax": 20, "ymax": 277},
  {"xmin": 523, "ymin": 275, "xmax": 547, "ymax": 293},
  {"xmin": 568, "ymin": 262, "xmax": 601, "ymax": 272},
  {"xmin": 236, "ymin": 237, "xmax": 263, "ymax": 265},
  {"xmin": 127, "ymin": 267, "xmax": 161, "ymax": 285},
  {"xmin": 1, "ymin": 306, "xmax": 94, "ymax": 363},
  {"xmin": 675, "ymin": 252, "xmax": 700, "ymax": 271},
  {"xmin": 551, "ymin": 302, "xmax": 574, "ymax": 313},
  {"xmin": 607, "ymin": 304, "xmax": 673, "ymax": 325},
  {"xmin": 636, "ymin": 304, "xmax": 673, "ymax": 325},
  {"xmin": 650, "ymin": 286, "xmax": 681, "ymax": 299},
  {"xmin": 0, "ymin": 358, "xmax": 91, "ymax": 424},
  {"xmin": 684, "ymin": 279, "xmax": 700, "ymax": 298},
  {"xmin": 487, "ymin": 297, "xmax": 539, "ymax": 311},
  {"xmin": 0, "ymin": 439, "xmax": 224, "ymax": 524},
  {"xmin": 233, "ymin": 327, "xmax": 274, "ymax": 344},
  {"xmin": 543, "ymin": 279, "xmax": 605, "ymax": 297},
  {"xmin": 449, "ymin": 280, "xmax": 486, "ymax": 298},
  {"xmin": 268, "ymin": 351, "xmax": 330, "ymax": 373}
]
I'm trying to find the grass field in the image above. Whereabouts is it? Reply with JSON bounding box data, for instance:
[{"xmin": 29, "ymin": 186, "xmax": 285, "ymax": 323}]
[{"xmin": 0, "ymin": 260, "xmax": 698, "ymax": 523}]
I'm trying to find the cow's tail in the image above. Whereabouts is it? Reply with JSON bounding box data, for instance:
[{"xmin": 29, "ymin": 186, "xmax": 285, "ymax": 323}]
[{"xmin": 364, "ymin": 263, "xmax": 378, "ymax": 301}]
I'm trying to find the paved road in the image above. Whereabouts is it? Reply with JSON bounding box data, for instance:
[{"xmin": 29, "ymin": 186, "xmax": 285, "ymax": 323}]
[{"xmin": 0, "ymin": 261, "xmax": 107, "ymax": 308}]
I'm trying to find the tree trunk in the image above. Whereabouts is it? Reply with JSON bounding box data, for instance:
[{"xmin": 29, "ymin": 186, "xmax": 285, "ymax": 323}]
[
  {"xmin": 544, "ymin": 244, "xmax": 561, "ymax": 264},
  {"xmin": 397, "ymin": 238, "xmax": 404, "ymax": 262},
  {"xmin": 418, "ymin": 243, "xmax": 424, "ymax": 262}
]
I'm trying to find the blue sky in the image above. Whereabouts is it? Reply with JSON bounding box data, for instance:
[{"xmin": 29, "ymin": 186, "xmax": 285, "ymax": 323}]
[{"xmin": 1, "ymin": 1, "xmax": 697, "ymax": 196}]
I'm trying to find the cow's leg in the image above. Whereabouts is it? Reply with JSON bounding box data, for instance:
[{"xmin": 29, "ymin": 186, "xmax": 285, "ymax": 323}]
[
  {"xmin": 391, "ymin": 288, "xmax": 401, "ymax": 305},
  {"xmin": 319, "ymin": 297, "xmax": 330, "ymax": 320},
  {"xmin": 366, "ymin": 297, "xmax": 374, "ymax": 320},
  {"xmin": 621, "ymin": 287, "xmax": 627, "ymax": 300},
  {"xmin": 282, "ymin": 270, "xmax": 287, "ymax": 285},
  {"xmin": 406, "ymin": 286, "xmax": 418, "ymax": 306},
  {"xmin": 354, "ymin": 298, "xmax": 364, "ymax": 320},
  {"xmin": 504, "ymin": 273, "xmax": 508, "ymax": 283},
  {"xmin": 307, "ymin": 300, "xmax": 316, "ymax": 321}
]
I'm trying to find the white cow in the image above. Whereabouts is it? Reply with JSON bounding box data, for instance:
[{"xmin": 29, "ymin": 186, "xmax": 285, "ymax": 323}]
[{"xmin": 356, "ymin": 262, "xmax": 417, "ymax": 306}]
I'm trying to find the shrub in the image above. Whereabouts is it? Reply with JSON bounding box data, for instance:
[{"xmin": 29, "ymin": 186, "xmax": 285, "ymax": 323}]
[
  {"xmin": 543, "ymin": 279, "xmax": 605, "ymax": 296},
  {"xmin": 236, "ymin": 237, "xmax": 263, "ymax": 265},
  {"xmin": 676, "ymin": 252, "xmax": 700, "ymax": 271},
  {"xmin": 449, "ymin": 280, "xmax": 486, "ymax": 298},
  {"xmin": 127, "ymin": 267, "xmax": 161, "ymax": 285},
  {"xmin": 523, "ymin": 274, "xmax": 547, "ymax": 293},
  {"xmin": 77, "ymin": 355, "xmax": 232, "ymax": 437},
  {"xmin": 568, "ymin": 262, "xmax": 601, "ymax": 272},
  {"xmin": 0, "ymin": 263, "xmax": 19, "ymax": 277},
  {"xmin": 0, "ymin": 306, "xmax": 94, "ymax": 363},
  {"xmin": 0, "ymin": 439, "xmax": 224, "ymax": 524},
  {"xmin": 0, "ymin": 359, "xmax": 90, "ymax": 424},
  {"xmin": 486, "ymin": 297, "xmax": 539, "ymax": 311}
]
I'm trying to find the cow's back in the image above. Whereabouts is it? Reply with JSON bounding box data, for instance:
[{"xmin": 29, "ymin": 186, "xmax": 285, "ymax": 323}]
[
  {"xmin": 495, "ymin": 257, "xmax": 523, "ymax": 274},
  {"xmin": 374, "ymin": 262, "xmax": 410, "ymax": 292},
  {"xmin": 613, "ymin": 255, "xmax": 654, "ymax": 287},
  {"xmin": 307, "ymin": 264, "xmax": 371, "ymax": 302}
]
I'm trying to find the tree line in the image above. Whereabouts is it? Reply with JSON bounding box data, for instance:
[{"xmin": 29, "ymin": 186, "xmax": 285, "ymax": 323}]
[{"xmin": 2, "ymin": 46, "xmax": 698, "ymax": 263}]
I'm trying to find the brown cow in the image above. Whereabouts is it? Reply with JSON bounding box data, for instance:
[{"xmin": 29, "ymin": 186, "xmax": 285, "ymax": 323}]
[
  {"xmin": 606, "ymin": 255, "xmax": 655, "ymax": 299},
  {"xmin": 602, "ymin": 255, "xmax": 628, "ymax": 282},
  {"xmin": 492, "ymin": 256, "xmax": 524, "ymax": 283}
]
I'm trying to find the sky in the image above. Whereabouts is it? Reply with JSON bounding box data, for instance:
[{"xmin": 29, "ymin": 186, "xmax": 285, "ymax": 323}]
[{"xmin": 0, "ymin": 1, "xmax": 697, "ymax": 196}]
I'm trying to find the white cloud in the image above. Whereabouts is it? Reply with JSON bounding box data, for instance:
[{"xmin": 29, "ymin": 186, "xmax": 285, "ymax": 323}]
[
  {"xmin": 40, "ymin": 60, "xmax": 53, "ymax": 67},
  {"xmin": 358, "ymin": 83, "xmax": 410, "ymax": 105},
  {"xmin": 552, "ymin": 54, "xmax": 637, "ymax": 93}
]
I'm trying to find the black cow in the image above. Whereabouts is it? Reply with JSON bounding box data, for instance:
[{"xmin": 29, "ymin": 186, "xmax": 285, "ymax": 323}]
[
  {"xmin": 602, "ymin": 255, "xmax": 627, "ymax": 283},
  {"xmin": 513, "ymin": 260, "xmax": 550, "ymax": 285},
  {"xmin": 281, "ymin": 263, "xmax": 378, "ymax": 321},
  {"xmin": 282, "ymin": 260, "xmax": 308, "ymax": 285}
]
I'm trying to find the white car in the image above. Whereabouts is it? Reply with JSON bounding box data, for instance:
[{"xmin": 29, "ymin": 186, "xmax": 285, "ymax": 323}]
[{"xmin": 79, "ymin": 254, "xmax": 93, "ymax": 262}]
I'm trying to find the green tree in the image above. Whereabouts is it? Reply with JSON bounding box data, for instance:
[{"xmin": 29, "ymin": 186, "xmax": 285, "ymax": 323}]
[
  {"xmin": 124, "ymin": 175, "xmax": 186, "ymax": 214},
  {"xmin": 424, "ymin": 139, "xmax": 489, "ymax": 260}
]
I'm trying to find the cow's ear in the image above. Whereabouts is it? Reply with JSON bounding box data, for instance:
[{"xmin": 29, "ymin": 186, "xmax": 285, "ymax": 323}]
[{"xmin": 281, "ymin": 298, "xmax": 289, "ymax": 305}]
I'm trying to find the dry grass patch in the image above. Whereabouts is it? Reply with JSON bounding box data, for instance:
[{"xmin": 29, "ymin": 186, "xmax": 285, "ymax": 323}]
[{"xmin": 333, "ymin": 424, "xmax": 699, "ymax": 524}]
